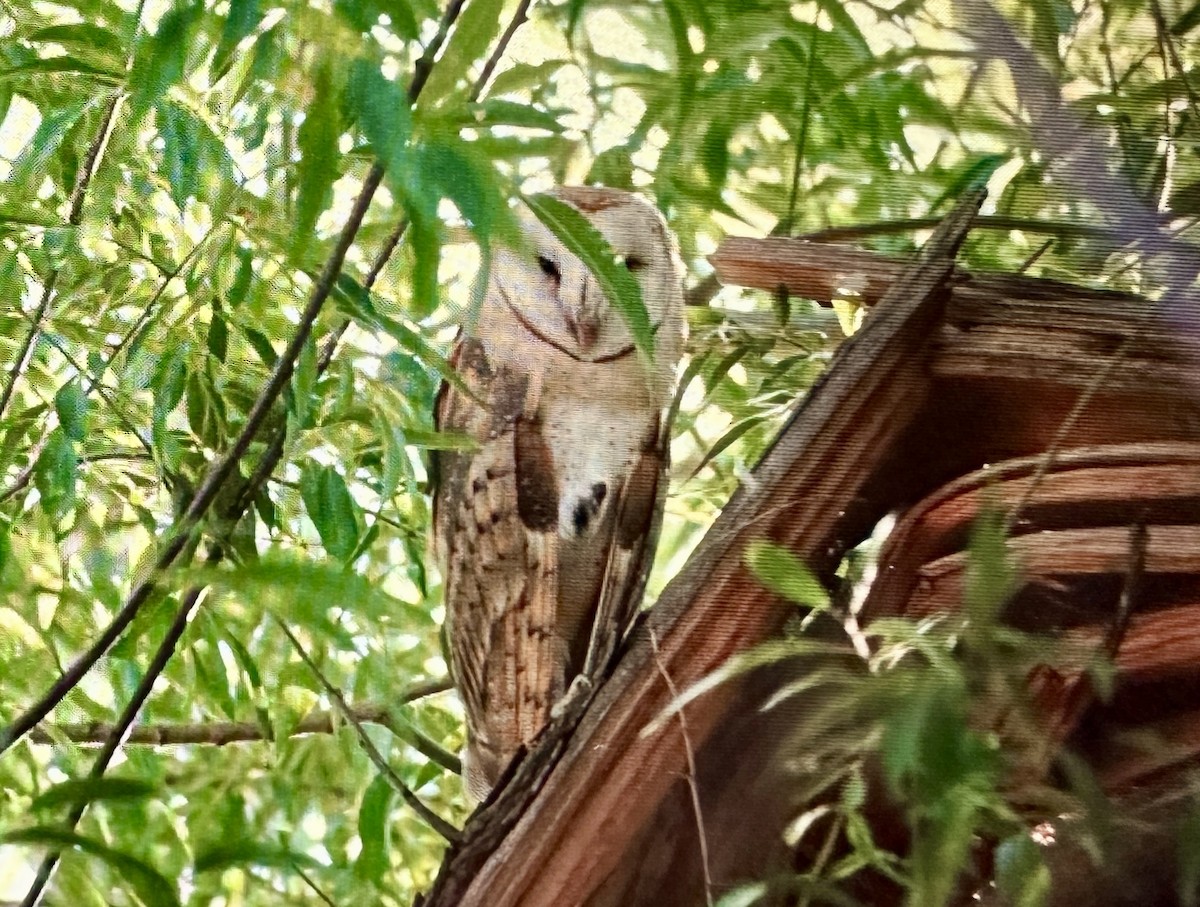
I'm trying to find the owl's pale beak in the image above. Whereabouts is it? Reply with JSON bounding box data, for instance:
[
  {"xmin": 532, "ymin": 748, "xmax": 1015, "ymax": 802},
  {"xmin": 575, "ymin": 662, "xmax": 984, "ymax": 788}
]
[
  {"xmin": 566, "ymin": 275, "xmax": 602, "ymax": 350},
  {"xmin": 567, "ymin": 313, "xmax": 601, "ymax": 350}
]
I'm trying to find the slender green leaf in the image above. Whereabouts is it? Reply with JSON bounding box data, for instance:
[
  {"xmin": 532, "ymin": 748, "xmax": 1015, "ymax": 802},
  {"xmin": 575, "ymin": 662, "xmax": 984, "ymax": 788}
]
[
  {"xmin": 34, "ymin": 428, "xmax": 77, "ymax": 520},
  {"xmin": 300, "ymin": 463, "xmax": 360, "ymax": 561},
  {"xmin": 525, "ymin": 192, "xmax": 653, "ymax": 355},
  {"xmin": 54, "ymin": 377, "xmax": 88, "ymax": 441},
  {"xmin": 31, "ymin": 777, "xmax": 159, "ymax": 812},
  {"xmin": 294, "ymin": 56, "xmax": 342, "ymax": 258},
  {"xmin": 1, "ymin": 827, "xmax": 180, "ymax": 907},
  {"xmin": 127, "ymin": 2, "xmax": 202, "ymax": 126},
  {"xmin": 158, "ymin": 101, "xmax": 200, "ymax": 210},
  {"xmin": 744, "ymin": 540, "xmax": 830, "ymax": 610},
  {"xmin": 0, "ymin": 56, "xmax": 123, "ymax": 80},
  {"xmin": 346, "ymin": 56, "xmax": 412, "ymax": 181},
  {"xmin": 354, "ymin": 773, "xmax": 394, "ymax": 883},
  {"xmin": 194, "ymin": 839, "xmax": 321, "ymax": 873},
  {"xmin": 211, "ymin": 0, "xmax": 262, "ymax": 80}
]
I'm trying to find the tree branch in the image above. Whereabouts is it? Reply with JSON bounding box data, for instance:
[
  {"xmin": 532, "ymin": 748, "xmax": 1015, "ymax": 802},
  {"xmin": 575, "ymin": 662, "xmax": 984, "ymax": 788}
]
[
  {"xmin": 0, "ymin": 162, "xmax": 386, "ymax": 759},
  {"xmin": 275, "ymin": 616, "xmax": 460, "ymax": 843},
  {"xmin": 1, "ymin": 0, "xmax": 481, "ymax": 765},
  {"xmin": 470, "ymin": 0, "xmax": 535, "ymax": 102},
  {"xmin": 26, "ymin": 683, "xmax": 451, "ymax": 747},
  {"xmin": 0, "ymin": 92, "xmax": 120, "ymax": 427},
  {"xmin": 19, "ymin": 554, "xmax": 213, "ymax": 907},
  {"xmin": 8, "ymin": 4, "xmax": 481, "ymax": 898}
]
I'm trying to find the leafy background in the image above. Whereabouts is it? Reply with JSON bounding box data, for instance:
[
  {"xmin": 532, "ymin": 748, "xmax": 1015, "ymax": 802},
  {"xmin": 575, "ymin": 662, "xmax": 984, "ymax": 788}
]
[{"xmin": 0, "ymin": 0, "xmax": 1194, "ymax": 903}]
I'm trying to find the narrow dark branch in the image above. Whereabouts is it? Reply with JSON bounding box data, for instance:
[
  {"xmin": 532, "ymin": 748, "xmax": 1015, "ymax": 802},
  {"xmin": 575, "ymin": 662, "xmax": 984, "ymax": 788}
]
[
  {"xmin": 27, "ymin": 682, "xmax": 452, "ymax": 747},
  {"xmin": 295, "ymin": 865, "xmax": 337, "ymax": 907},
  {"xmin": 274, "ymin": 616, "xmax": 461, "ymax": 843},
  {"xmin": 1018, "ymin": 237, "xmax": 1055, "ymax": 273},
  {"xmin": 795, "ymin": 213, "xmax": 1133, "ymax": 244},
  {"xmin": 229, "ymin": 163, "xmax": 406, "ymax": 521},
  {"xmin": 20, "ymin": 561, "xmax": 211, "ymax": 907},
  {"xmin": 781, "ymin": 18, "xmax": 821, "ymax": 234},
  {"xmin": 1149, "ymin": 0, "xmax": 1200, "ymax": 124},
  {"xmin": 1003, "ymin": 335, "xmax": 1134, "ymax": 538},
  {"xmin": 0, "ymin": 272, "xmax": 60, "ymax": 429},
  {"xmin": 65, "ymin": 94, "xmax": 121, "ymax": 227},
  {"xmin": 0, "ymin": 93, "xmax": 119, "ymax": 427},
  {"xmin": 365, "ymin": 218, "xmax": 411, "ymax": 288},
  {"xmin": 470, "ymin": 0, "xmax": 535, "ymax": 102},
  {"xmin": 1108, "ymin": 520, "xmax": 1148, "ymax": 658},
  {"xmin": 0, "ymin": 165, "xmax": 386, "ymax": 759},
  {"xmin": 0, "ymin": 432, "xmax": 48, "ymax": 505},
  {"xmin": 410, "ymin": 0, "xmax": 470, "ymax": 102}
]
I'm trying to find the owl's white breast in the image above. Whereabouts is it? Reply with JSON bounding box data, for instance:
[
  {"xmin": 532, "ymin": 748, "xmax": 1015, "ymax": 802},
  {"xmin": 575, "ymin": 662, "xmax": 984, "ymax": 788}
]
[
  {"xmin": 476, "ymin": 301, "xmax": 667, "ymax": 539},
  {"xmin": 541, "ymin": 363, "xmax": 654, "ymax": 537}
]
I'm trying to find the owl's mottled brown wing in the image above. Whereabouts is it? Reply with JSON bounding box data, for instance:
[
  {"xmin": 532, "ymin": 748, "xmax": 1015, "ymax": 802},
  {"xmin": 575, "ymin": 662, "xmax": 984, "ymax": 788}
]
[
  {"xmin": 581, "ymin": 418, "xmax": 671, "ymax": 678},
  {"xmin": 432, "ymin": 338, "xmax": 567, "ymax": 796}
]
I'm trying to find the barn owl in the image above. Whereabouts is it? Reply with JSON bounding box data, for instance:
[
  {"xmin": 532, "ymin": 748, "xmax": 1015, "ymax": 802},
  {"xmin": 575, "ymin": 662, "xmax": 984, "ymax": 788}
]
[{"xmin": 433, "ymin": 187, "xmax": 686, "ymax": 799}]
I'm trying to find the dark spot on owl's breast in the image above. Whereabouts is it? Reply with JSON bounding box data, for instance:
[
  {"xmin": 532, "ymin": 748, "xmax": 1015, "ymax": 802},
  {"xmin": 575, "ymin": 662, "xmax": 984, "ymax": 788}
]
[
  {"xmin": 573, "ymin": 501, "xmax": 591, "ymax": 534},
  {"xmin": 572, "ymin": 482, "xmax": 609, "ymax": 536}
]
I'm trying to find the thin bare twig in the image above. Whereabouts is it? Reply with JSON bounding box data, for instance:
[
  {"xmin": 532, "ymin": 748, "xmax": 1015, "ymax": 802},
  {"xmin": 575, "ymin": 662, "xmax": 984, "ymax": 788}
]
[
  {"xmin": 20, "ymin": 563, "xmax": 212, "ymax": 907},
  {"xmin": 1148, "ymin": 0, "xmax": 1200, "ymax": 125},
  {"xmin": 295, "ymin": 865, "xmax": 337, "ymax": 907},
  {"xmin": 648, "ymin": 627, "xmax": 713, "ymax": 907},
  {"xmin": 1002, "ymin": 337, "xmax": 1134, "ymax": 537},
  {"xmin": 275, "ymin": 616, "xmax": 460, "ymax": 843},
  {"xmin": 781, "ymin": 18, "xmax": 821, "ymax": 234},
  {"xmin": 0, "ymin": 164, "xmax": 386, "ymax": 759},
  {"xmin": 27, "ymin": 681, "xmax": 452, "ymax": 746},
  {"xmin": 0, "ymin": 93, "xmax": 120, "ymax": 427},
  {"xmin": 470, "ymin": 0, "xmax": 534, "ymax": 102},
  {"xmin": 1107, "ymin": 520, "xmax": 1148, "ymax": 659},
  {"xmin": 796, "ymin": 213, "xmax": 1135, "ymax": 244}
]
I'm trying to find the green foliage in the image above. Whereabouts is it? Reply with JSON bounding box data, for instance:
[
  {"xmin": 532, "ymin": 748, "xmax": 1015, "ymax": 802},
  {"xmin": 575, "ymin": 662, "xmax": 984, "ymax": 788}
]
[
  {"xmin": 0, "ymin": 0, "xmax": 1192, "ymax": 903},
  {"xmin": 736, "ymin": 525, "xmax": 1052, "ymax": 906},
  {"xmin": 526, "ymin": 191, "xmax": 653, "ymax": 354}
]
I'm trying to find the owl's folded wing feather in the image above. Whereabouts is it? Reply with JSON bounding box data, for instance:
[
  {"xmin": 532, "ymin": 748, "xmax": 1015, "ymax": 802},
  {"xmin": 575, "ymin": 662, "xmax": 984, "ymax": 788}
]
[
  {"xmin": 433, "ymin": 338, "xmax": 567, "ymax": 796},
  {"xmin": 582, "ymin": 416, "xmax": 671, "ymax": 678}
]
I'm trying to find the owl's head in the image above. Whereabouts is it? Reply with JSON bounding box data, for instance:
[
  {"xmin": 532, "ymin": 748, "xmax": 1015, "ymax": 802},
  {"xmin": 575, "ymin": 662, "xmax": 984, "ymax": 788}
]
[{"xmin": 490, "ymin": 187, "xmax": 685, "ymax": 366}]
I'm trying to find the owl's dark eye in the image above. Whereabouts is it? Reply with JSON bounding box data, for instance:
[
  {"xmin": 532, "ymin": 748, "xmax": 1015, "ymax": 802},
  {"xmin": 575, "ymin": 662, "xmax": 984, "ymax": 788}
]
[
  {"xmin": 537, "ymin": 254, "xmax": 560, "ymax": 281},
  {"xmin": 624, "ymin": 255, "xmax": 647, "ymax": 271}
]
